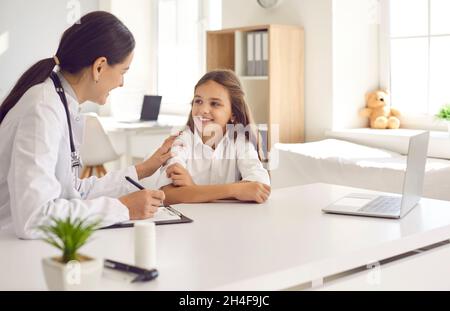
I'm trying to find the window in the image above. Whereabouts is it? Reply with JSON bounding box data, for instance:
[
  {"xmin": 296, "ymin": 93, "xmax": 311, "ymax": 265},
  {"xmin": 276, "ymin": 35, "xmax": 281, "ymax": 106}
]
[
  {"xmin": 156, "ymin": 0, "xmax": 221, "ymax": 113},
  {"xmin": 385, "ymin": 0, "xmax": 450, "ymax": 116}
]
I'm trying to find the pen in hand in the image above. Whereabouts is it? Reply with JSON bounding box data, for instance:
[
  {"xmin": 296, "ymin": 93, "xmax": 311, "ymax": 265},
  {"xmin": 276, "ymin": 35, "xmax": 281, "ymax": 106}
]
[
  {"xmin": 125, "ymin": 176, "xmax": 165, "ymax": 207},
  {"xmin": 125, "ymin": 176, "xmax": 145, "ymax": 190}
]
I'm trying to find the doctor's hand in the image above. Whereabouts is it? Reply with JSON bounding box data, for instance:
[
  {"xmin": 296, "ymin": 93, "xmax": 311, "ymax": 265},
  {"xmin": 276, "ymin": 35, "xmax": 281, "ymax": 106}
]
[
  {"xmin": 166, "ymin": 163, "xmax": 195, "ymax": 187},
  {"xmin": 119, "ymin": 189, "xmax": 165, "ymax": 220},
  {"xmin": 135, "ymin": 134, "xmax": 180, "ymax": 179}
]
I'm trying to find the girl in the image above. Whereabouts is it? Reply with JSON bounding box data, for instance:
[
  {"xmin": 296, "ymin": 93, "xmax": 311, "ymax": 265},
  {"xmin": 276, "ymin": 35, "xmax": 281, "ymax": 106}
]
[
  {"xmin": 0, "ymin": 11, "xmax": 175, "ymax": 239},
  {"xmin": 156, "ymin": 70, "xmax": 271, "ymax": 205}
]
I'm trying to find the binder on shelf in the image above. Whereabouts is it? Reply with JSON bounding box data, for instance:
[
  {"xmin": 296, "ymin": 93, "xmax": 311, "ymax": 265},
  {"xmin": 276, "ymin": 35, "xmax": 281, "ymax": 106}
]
[
  {"xmin": 258, "ymin": 125, "xmax": 269, "ymax": 162},
  {"xmin": 254, "ymin": 31, "xmax": 262, "ymax": 76},
  {"xmin": 262, "ymin": 31, "xmax": 268, "ymax": 76},
  {"xmin": 247, "ymin": 32, "xmax": 256, "ymax": 76}
]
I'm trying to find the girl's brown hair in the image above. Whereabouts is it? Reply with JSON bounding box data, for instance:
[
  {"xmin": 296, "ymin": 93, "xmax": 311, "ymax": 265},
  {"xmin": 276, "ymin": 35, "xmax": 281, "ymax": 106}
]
[{"xmin": 186, "ymin": 69, "xmax": 264, "ymax": 160}]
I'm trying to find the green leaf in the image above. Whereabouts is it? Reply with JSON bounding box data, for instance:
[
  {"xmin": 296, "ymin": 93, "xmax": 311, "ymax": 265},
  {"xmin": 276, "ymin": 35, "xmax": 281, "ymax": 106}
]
[
  {"xmin": 436, "ymin": 104, "xmax": 450, "ymax": 121},
  {"xmin": 37, "ymin": 215, "xmax": 101, "ymax": 263}
]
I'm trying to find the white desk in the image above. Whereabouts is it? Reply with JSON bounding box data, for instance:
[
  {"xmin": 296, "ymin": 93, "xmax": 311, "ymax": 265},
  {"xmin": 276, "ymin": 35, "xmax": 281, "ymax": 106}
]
[
  {"xmin": 98, "ymin": 115, "xmax": 187, "ymax": 167},
  {"xmin": 99, "ymin": 114, "xmax": 187, "ymax": 132},
  {"xmin": 1, "ymin": 183, "xmax": 450, "ymax": 290},
  {"xmin": 316, "ymin": 242, "xmax": 450, "ymax": 290}
]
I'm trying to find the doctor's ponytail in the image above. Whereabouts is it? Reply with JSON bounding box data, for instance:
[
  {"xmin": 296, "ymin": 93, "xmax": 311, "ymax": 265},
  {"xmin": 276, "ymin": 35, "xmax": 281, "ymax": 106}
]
[
  {"xmin": 0, "ymin": 58, "xmax": 56, "ymax": 124},
  {"xmin": 0, "ymin": 11, "xmax": 135, "ymax": 124}
]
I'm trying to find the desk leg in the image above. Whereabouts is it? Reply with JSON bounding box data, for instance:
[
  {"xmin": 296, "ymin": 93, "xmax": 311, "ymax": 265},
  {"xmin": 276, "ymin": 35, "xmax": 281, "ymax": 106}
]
[
  {"xmin": 118, "ymin": 132, "xmax": 131, "ymax": 169},
  {"xmin": 311, "ymin": 278, "xmax": 324, "ymax": 289},
  {"xmin": 126, "ymin": 131, "xmax": 132, "ymax": 167},
  {"xmin": 105, "ymin": 130, "xmax": 129, "ymax": 170},
  {"xmin": 122, "ymin": 131, "xmax": 136, "ymax": 168}
]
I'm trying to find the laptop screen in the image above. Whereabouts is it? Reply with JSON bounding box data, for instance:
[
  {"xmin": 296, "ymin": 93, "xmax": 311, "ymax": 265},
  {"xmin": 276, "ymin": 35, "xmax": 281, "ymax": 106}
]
[{"xmin": 140, "ymin": 95, "xmax": 162, "ymax": 121}]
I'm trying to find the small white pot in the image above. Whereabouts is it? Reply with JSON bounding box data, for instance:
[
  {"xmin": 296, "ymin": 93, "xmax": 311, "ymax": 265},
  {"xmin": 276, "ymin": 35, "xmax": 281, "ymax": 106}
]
[{"xmin": 42, "ymin": 255, "xmax": 103, "ymax": 291}]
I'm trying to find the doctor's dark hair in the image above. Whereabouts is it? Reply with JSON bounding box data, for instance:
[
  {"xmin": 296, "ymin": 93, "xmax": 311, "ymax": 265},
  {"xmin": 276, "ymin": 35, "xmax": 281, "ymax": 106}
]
[
  {"xmin": 0, "ymin": 11, "xmax": 135, "ymax": 124},
  {"xmin": 186, "ymin": 69, "xmax": 265, "ymax": 161}
]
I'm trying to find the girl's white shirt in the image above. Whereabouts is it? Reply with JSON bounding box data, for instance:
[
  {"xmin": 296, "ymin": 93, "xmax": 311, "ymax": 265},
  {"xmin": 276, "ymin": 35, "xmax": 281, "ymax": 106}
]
[{"xmin": 156, "ymin": 128, "xmax": 270, "ymax": 189}]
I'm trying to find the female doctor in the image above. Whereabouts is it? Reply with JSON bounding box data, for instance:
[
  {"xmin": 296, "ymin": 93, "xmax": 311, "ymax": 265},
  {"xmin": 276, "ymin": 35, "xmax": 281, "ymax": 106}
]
[{"xmin": 0, "ymin": 11, "xmax": 174, "ymax": 239}]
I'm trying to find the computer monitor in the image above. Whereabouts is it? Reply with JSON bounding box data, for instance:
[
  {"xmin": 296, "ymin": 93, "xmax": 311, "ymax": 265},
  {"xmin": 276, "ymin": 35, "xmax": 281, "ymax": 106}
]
[{"xmin": 140, "ymin": 95, "xmax": 162, "ymax": 121}]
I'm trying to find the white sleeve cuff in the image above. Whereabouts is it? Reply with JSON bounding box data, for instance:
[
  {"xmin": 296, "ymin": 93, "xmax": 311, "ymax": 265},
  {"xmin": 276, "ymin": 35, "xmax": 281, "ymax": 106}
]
[
  {"xmin": 100, "ymin": 198, "xmax": 130, "ymax": 227},
  {"xmin": 242, "ymin": 172, "xmax": 271, "ymax": 186},
  {"xmin": 155, "ymin": 167, "xmax": 173, "ymax": 189}
]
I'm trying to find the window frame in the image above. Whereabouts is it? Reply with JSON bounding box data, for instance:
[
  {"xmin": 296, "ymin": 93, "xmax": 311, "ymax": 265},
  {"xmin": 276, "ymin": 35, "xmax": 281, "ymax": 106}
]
[
  {"xmin": 379, "ymin": 0, "xmax": 449, "ymax": 131},
  {"xmin": 153, "ymin": 0, "xmax": 221, "ymax": 115}
]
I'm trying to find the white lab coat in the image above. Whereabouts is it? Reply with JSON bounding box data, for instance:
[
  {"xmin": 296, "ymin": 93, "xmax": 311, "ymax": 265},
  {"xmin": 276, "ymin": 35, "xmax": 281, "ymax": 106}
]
[{"xmin": 0, "ymin": 72, "xmax": 136, "ymax": 239}]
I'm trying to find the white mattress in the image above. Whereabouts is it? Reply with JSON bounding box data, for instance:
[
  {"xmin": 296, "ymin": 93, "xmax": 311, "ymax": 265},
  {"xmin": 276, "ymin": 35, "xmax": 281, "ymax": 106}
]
[{"xmin": 271, "ymin": 139, "xmax": 450, "ymax": 201}]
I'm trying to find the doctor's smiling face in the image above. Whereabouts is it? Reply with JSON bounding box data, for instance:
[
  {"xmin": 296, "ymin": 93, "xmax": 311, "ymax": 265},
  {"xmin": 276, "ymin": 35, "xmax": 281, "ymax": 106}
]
[{"xmin": 89, "ymin": 51, "xmax": 134, "ymax": 105}]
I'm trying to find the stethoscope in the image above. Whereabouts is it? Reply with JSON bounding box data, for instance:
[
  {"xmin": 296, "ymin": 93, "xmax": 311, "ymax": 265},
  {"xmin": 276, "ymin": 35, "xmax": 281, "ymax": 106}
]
[{"xmin": 49, "ymin": 72, "xmax": 82, "ymax": 191}]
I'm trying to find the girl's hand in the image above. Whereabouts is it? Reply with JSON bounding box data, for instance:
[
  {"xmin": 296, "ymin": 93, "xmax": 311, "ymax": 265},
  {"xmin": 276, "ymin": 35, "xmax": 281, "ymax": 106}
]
[
  {"xmin": 135, "ymin": 134, "xmax": 180, "ymax": 179},
  {"xmin": 166, "ymin": 163, "xmax": 195, "ymax": 187},
  {"xmin": 232, "ymin": 181, "xmax": 271, "ymax": 203}
]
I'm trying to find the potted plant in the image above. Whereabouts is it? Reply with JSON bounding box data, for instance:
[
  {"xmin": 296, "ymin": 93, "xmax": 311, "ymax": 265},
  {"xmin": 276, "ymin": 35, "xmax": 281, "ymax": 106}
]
[
  {"xmin": 39, "ymin": 215, "xmax": 102, "ymax": 291},
  {"xmin": 435, "ymin": 104, "xmax": 450, "ymax": 133}
]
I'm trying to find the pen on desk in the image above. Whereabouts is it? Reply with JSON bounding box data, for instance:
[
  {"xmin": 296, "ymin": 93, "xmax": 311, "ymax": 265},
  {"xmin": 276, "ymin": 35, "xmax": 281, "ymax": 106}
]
[
  {"xmin": 125, "ymin": 176, "xmax": 145, "ymax": 190},
  {"xmin": 104, "ymin": 259, "xmax": 158, "ymax": 282}
]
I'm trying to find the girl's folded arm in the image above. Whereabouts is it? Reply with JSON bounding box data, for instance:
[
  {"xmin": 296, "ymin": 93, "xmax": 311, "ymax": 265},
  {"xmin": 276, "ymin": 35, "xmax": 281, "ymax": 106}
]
[
  {"xmin": 161, "ymin": 184, "xmax": 237, "ymax": 205},
  {"xmin": 161, "ymin": 181, "xmax": 270, "ymax": 205}
]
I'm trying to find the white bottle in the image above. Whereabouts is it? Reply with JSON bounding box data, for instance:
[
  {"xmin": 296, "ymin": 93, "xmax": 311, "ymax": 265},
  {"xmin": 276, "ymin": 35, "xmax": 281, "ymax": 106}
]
[{"xmin": 134, "ymin": 222, "xmax": 156, "ymax": 269}]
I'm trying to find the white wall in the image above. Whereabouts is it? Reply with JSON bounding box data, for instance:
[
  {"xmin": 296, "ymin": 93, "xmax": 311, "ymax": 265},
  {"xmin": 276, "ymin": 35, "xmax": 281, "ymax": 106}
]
[
  {"xmin": 103, "ymin": 0, "xmax": 156, "ymax": 95},
  {"xmin": 1, "ymin": 0, "xmax": 380, "ymax": 136},
  {"xmin": 97, "ymin": 0, "xmax": 156, "ymax": 119},
  {"xmin": 332, "ymin": 0, "xmax": 379, "ymax": 130},
  {"xmin": 0, "ymin": 0, "xmax": 99, "ymax": 101},
  {"xmin": 222, "ymin": 0, "xmax": 380, "ymax": 141},
  {"xmin": 222, "ymin": 0, "xmax": 333, "ymax": 142}
]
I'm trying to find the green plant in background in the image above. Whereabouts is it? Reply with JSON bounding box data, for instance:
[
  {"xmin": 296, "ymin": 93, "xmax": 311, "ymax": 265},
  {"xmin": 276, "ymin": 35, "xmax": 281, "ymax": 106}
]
[
  {"xmin": 39, "ymin": 216, "xmax": 101, "ymax": 263},
  {"xmin": 436, "ymin": 104, "xmax": 450, "ymax": 121}
]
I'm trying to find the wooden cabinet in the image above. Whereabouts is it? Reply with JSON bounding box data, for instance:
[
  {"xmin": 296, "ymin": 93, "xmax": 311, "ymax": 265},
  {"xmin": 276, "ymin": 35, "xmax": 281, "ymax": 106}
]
[{"xmin": 207, "ymin": 24, "xmax": 304, "ymax": 151}]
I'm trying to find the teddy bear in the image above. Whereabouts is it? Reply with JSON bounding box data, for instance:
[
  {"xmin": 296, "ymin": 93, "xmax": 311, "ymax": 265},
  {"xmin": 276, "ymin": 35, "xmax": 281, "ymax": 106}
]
[{"xmin": 360, "ymin": 89, "xmax": 401, "ymax": 129}]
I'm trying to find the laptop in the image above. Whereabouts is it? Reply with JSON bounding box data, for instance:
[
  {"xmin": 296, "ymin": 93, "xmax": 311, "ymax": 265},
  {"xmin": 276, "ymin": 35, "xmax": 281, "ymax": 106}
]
[
  {"xmin": 322, "ymin": 131, "xmax": 429, "ymax": 219},
  {"xmin": 120, "ymin": 95, "xmax": 162, "ymax": 123}
]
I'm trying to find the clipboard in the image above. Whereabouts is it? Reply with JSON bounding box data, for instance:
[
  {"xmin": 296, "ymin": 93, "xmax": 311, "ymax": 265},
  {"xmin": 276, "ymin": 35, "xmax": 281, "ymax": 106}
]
[{"xmin": 101, "ymin": 206, "xmax": 193, "ymax": 230}]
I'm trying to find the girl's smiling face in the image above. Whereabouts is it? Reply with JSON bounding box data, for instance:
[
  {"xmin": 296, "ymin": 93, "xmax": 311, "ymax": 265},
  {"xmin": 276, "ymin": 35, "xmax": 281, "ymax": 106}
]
[{"xmin": 192, "ymin": 80, "xmax": 234, "ymax": 140}]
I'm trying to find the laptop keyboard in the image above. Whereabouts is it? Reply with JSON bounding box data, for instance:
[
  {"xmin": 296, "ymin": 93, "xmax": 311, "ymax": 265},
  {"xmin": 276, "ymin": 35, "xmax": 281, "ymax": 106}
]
[{"xmin": 358, "ymin": 196, "xmax": 402, "ymax": 214}]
